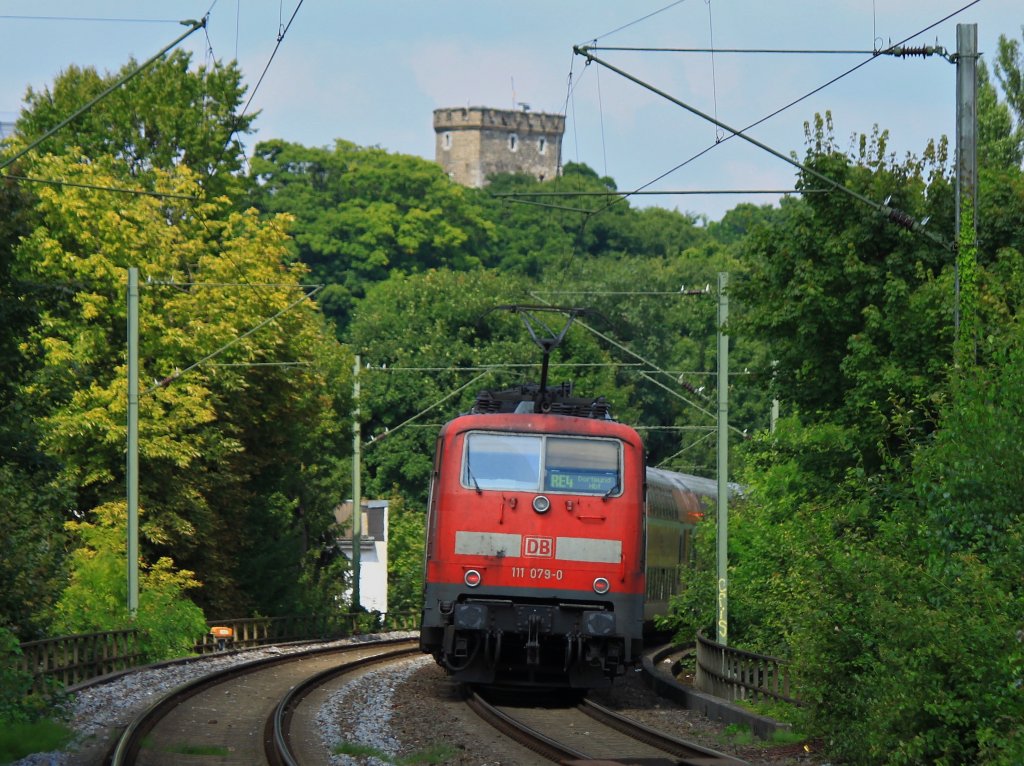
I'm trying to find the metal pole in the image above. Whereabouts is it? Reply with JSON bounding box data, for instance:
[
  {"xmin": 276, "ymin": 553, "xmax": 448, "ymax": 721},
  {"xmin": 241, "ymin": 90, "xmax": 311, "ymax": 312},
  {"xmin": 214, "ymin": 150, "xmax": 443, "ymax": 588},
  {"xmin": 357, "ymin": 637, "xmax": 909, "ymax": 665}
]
[
  {"xmin": 716, "ymin": 272, "xmax": 729, "ymax": 646},
  {"xmin": 351, "ymin": 354, "xmax": 362, "ymax": 611},
  {"xmin": 954, "ymin": 23, "xmax": 978, "ymax": 336},
  {"xmin": 127, "ymin": 268, "xmax": 139, "ymax": 614}
]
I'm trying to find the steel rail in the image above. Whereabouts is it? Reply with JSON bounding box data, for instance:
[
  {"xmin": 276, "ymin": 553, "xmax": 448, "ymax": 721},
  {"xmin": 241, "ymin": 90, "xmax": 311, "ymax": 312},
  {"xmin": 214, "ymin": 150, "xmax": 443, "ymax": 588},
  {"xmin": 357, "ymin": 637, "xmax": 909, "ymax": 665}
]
[
  {"xmin": 466, "ymin": 688, "xmax": 750, "ymax": 765},
  {"xmin": 465, "ymin": 690, "xmax": 590, "ymax": 763},
  {"xmin": 107, "ymin": 636, "xmax": 414, "ymax": 765},
  {"xmin": 266, "ymin": 640, "xmax": 420, "ymax": 766},
  {"xmin": 579, "ymin": 698, "xmax": 748, "ymax": 765}
]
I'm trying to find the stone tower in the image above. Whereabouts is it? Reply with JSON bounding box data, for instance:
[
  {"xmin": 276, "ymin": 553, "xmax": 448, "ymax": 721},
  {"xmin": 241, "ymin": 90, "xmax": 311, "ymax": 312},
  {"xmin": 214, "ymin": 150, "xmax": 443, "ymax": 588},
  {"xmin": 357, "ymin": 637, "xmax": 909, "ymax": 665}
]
[{"xmin": 433, "ymin": 106, "xmax": 565, "ymax": 188}]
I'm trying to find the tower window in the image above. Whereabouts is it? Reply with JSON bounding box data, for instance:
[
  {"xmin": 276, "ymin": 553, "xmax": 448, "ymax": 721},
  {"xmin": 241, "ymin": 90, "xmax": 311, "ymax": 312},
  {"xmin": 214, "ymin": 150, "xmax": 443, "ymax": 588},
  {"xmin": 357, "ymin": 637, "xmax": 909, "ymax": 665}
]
[
  {"xmin": 443, "ymin": 132, "xmax": 452, "ymax": 150},
  {"xmin": 508, "ymin": 134, "xmax": 518, "ymax": 152},
  {"xmin": 538, "ymin": 137, "xmax": 547, "ymax": 154}
]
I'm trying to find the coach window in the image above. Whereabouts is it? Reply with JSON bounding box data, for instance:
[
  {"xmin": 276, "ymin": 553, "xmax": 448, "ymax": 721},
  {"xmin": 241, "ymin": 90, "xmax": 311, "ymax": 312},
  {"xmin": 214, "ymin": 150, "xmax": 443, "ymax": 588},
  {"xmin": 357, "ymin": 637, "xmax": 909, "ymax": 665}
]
[
  {"xmin": 463, "ymin": 433, "xmax": 541, "ymax": 491},
  {"xmin": 544, "ymin": 437, "xmax": 620, "ymax": 495}
]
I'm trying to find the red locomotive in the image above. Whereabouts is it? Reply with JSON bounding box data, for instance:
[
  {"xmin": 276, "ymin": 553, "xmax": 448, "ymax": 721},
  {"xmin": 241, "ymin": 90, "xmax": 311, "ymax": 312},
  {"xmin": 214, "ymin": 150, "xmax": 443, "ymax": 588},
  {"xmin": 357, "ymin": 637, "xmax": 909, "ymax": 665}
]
[{"xmin": 419, "ymin": 308, "xmax": 714, "ymax": 688}]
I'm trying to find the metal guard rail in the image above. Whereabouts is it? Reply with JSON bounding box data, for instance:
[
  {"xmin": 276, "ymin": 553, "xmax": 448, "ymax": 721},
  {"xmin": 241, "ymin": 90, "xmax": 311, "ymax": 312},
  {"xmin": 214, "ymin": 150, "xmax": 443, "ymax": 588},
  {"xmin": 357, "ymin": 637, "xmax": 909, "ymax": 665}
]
[{"xmin": 695, "ymin": 629, "xmax": 801, "ymax": 705}]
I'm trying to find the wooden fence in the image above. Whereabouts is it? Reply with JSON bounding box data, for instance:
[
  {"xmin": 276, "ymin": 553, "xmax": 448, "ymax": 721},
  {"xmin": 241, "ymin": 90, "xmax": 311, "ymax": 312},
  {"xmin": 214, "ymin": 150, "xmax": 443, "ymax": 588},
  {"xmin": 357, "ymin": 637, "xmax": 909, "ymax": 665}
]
[
  {"xmin": 16, "ymin": 629, "xmax": 142, "ymax": 692},
  {"xmin": 14, "ymin": 611, "xmax": 419, "ymax": 690},
  {"xmin": 695, "ymin": 629, "xmax": 801, "ymax": 705}
]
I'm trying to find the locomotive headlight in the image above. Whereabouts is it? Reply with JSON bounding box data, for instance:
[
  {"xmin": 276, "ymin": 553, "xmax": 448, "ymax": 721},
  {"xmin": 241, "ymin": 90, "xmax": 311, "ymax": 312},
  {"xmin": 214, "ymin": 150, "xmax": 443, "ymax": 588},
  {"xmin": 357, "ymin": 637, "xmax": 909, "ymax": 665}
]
[
  {"xmin": 593, "ymin": 577, "xmax": 611, "ymax": 594},
  {"xmin": 532, "ymin": 495, "xmax": 551, "ymax": 513},
  {"xmin": 464, "ymin": 569, "xmax": 482, "ymax": 587}
]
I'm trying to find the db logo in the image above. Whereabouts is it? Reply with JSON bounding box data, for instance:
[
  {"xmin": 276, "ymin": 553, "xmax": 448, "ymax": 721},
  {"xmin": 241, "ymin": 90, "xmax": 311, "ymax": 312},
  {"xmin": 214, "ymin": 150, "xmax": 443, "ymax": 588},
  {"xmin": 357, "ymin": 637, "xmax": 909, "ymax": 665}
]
[{"xmin": 524, "ymin": 536, "xmax": 554, "ymax": 558}]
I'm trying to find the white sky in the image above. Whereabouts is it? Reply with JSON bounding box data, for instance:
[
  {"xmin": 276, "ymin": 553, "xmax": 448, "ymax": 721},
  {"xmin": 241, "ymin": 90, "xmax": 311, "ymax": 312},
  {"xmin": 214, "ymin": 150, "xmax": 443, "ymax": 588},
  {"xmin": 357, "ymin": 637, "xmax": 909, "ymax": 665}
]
[{"xmin": 0, "ymin": 1, "xmax": 1020, "ymax": 220}]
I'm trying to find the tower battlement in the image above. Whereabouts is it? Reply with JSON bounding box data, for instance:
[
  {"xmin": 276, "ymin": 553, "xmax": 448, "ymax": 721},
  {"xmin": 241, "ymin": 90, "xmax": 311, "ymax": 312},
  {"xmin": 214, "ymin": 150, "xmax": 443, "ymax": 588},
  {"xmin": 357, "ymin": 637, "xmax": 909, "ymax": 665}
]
[{"xmin": 434, "ymin": 106, "xmax": 565, "ymax": 188}]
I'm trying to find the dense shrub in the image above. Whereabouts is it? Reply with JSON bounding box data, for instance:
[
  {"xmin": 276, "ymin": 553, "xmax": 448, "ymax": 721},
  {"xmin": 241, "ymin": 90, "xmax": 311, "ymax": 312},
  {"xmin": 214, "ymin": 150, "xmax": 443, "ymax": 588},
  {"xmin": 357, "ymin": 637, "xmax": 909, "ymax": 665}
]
[{"xmin": 54, "ymin": 502, "xmax": 207, "ymax": 662}]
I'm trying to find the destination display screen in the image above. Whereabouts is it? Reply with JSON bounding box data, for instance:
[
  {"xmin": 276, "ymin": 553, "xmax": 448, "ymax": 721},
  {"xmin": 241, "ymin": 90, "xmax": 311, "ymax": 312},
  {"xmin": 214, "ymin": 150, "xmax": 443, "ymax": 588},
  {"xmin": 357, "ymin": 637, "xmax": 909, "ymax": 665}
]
[
  {"xmin": 463, "ymin": 432, "xmax": 621, "ymax": 496},
  {"xmin": 545, "ymin": 468, "xmax": 618, "ymax": 493}
]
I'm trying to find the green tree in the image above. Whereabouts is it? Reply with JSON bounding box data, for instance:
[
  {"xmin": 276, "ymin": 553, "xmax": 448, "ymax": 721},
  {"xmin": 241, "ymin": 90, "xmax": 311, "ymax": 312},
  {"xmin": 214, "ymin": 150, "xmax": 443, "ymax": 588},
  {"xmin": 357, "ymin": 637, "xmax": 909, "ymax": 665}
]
[
  {"xmin": 14, "ymin": 49, "xmax": 253, "ymax": 198},
  {"xmin": 386, "ymin": 497, "xmax": 425, "ymax": 613},
  {"xmin": 991, "ymin": 27, "xmax": 1024, "ymax": 166},
  {"xmin": 249, "ymin": 139, "xmax": 496, "ymax": 330},
  {"xmin": 978, "ymin": 62, "xmax": 1023, "ymax": 170},
  {"xmin": 1, "ymin": 48, "xmax": 264, "ymax": 636},
  {"xmin": 347, "ymin": 268, "xmax": 628, "ymax": 508},
  {"xmin": 482, "ymin": 163, "xmax": 709, "ymax": 277},
  {"xmin": 669, "ymin": 104, "xmax": 1024, "ymax": 764},
  {"xmin": 733, "ymin": 116, "xmax": 954, "ymax": 466},
  {"xmin": 0, "ymin": 464, "xmax": 72, "ymax": 638},
  {"xmin": 705, "ymin": 202, "xmax": 784, "ymax": 245},
  {"xmin": 54, "ymin": 501, "xmax": 208, "ymax": 661}
]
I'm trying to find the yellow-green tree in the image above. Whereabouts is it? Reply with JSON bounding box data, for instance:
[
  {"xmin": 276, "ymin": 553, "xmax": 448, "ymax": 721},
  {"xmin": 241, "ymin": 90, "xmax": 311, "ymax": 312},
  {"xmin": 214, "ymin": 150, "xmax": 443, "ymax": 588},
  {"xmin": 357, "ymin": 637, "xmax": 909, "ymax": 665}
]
[{"xmin": 12, "ymin": 153, "xmax": 351, "ymax": 622}]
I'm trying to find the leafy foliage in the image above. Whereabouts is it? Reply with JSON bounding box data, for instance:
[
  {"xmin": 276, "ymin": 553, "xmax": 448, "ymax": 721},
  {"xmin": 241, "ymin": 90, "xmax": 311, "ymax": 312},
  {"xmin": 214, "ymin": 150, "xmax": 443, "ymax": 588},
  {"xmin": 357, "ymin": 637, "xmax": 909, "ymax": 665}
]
[
  {"xmin": 54, "ymin": 502, "xmax": 208, "ymax": 661},
  {"xmin": 386, "ymin": 497, "xmax": 425, "ymax": 613},
  {"xmin": 663, "ymin": 56, "xmax": 1024, "ymax": 762},
  {"xmin": 8, "ymin": 151, "xmax": 350, "ymax": 619},
  {"xmin": 732, "ymin": 115, "xmax": 955, "ymax": 468},
  {"xmin": 249, "ymin": 139, "xmax": 496, "ymax": 330},
  {"xmin": 14, "ymin": 50, "xmax": 253, "ymax": 198},
  {"xmin": 0, "ymin": 463, "xmax": 72, "ymax": 639},
  {"xmin": 0, "ymin": 627, "xmax": 35, "ymax": 724}
]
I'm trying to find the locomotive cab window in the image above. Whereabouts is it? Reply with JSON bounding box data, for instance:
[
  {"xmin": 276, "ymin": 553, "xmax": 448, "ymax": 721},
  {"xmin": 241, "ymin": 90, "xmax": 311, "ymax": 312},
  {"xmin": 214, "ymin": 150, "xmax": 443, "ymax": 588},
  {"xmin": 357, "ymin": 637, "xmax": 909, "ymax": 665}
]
[
  {"xmin": 462, "ymin": 432, "xmax": 621, "ymax": 496},
  {"xmin": 463, "ymin": 433, "xmax": 541, "ymax": 490}
]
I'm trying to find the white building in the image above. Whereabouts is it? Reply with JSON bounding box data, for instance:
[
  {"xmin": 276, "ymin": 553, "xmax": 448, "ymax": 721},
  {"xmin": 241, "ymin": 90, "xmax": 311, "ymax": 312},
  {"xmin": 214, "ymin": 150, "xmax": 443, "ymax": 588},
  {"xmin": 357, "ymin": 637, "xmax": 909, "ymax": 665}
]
[{"xmin": 335, "ymin": 499, "xmax": 389, "ymax": 614}]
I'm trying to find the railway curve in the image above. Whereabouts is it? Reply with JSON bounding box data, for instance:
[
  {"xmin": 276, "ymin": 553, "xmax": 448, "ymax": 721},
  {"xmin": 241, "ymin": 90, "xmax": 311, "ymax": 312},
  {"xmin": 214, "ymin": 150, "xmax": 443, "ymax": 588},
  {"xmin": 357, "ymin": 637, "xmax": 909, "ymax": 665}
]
[{"xmin": 108, "ymin": 638, "xmax": 417, "ymax": 765}]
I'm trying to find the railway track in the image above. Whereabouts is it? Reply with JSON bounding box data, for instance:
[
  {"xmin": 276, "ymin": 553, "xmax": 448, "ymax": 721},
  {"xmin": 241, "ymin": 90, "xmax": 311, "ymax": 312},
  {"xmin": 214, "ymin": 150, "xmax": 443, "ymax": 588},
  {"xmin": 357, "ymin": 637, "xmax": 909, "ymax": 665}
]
[
  {"xmin": 466, "ymin": 688, "xmax": 750, "ymax": 766},
  {"xmin": 98, "ymin": 636, "xmax": 767, "ymax": 765},
  {"xmin": 108, "ymin": 637, "xmax": 419, "ymax": 765}
]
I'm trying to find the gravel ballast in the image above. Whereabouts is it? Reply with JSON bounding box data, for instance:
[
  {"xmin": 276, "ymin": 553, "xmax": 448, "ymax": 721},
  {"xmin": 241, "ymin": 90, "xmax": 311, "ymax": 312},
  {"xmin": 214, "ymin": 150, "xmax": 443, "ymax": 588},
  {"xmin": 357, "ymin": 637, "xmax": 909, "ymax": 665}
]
[{"xmin": 13, "ymin": 633, "xmax": 829, "ymax": 765}]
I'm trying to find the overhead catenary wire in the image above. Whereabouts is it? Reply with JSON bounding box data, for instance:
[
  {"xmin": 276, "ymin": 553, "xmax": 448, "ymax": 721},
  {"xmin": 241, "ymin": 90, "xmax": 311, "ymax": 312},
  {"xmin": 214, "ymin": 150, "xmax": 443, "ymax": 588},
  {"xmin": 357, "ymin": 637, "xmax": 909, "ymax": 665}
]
[
  {"xmin": 145, "ymin": 280, "xmax": 323, "ymax": 288},
  {"xmin": 580, "ymin": 0, "xmax": 689, "ymax": 46},
  {"xmin": 656, "ymin": 429, "xmax": 717, "ymax": 469},
  {"xmin": 572, "ymin": 43, "xmax": 954, "ymax": 250},
  {"xmin": 0, "ymin": 173, "xmax": 199, "ymax": 200},
  {"xmin": 493, "ymin": 189, "xmax": 823, "ymax": 199},
  {"xmin": 155, "ymin": 0, "xmax": 313, "ymax": 360},
  {"xmin": 364, "ymin": 370, "xmax": 492, "ymax": 449},
  {"xmin": 528, "ymin": 290, "xmax": 723, "ymax": 418},
  {"xmin": 0, "ymin": 17, "xmax": 208, "ymax": 174},
  {"xmin": 706, "ymin": 0, "xmax": 725, "ymax": 143},
  {"xmin": 366, "ymin": 363, "xmax": 644, "ymax": 371},
  {"xmin": 576, "ymin": 45, "xmax": 950, "ymax": 56},
  {"xmin": 0, "ymin": 12, "xmax": 314, "ymax": 387},
  {"xmin": 142, "ymin": 284, "xmax": 323, "ymax": 396},
  {"xmin": 0, "ymin": 14, "xmax": 180, "ymax": 23},
  {"xmin": 638, "ymin": 370, "xmax": 746, "ymax": 437},
  {"xmin": 357, "ymin": 362, "xmax": 755, "ymax": 378},
  {"xmin": 573, "ymin": 0, "xmax": 981, "ymax": 235}
]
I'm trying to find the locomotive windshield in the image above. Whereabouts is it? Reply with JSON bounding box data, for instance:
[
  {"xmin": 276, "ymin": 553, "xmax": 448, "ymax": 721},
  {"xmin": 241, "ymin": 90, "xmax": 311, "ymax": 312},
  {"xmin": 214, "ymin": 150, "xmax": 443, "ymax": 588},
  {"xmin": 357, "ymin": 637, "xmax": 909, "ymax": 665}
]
[{"xmin": 463, "ymin": 432, "xmax": 621, "ymax": 495}]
